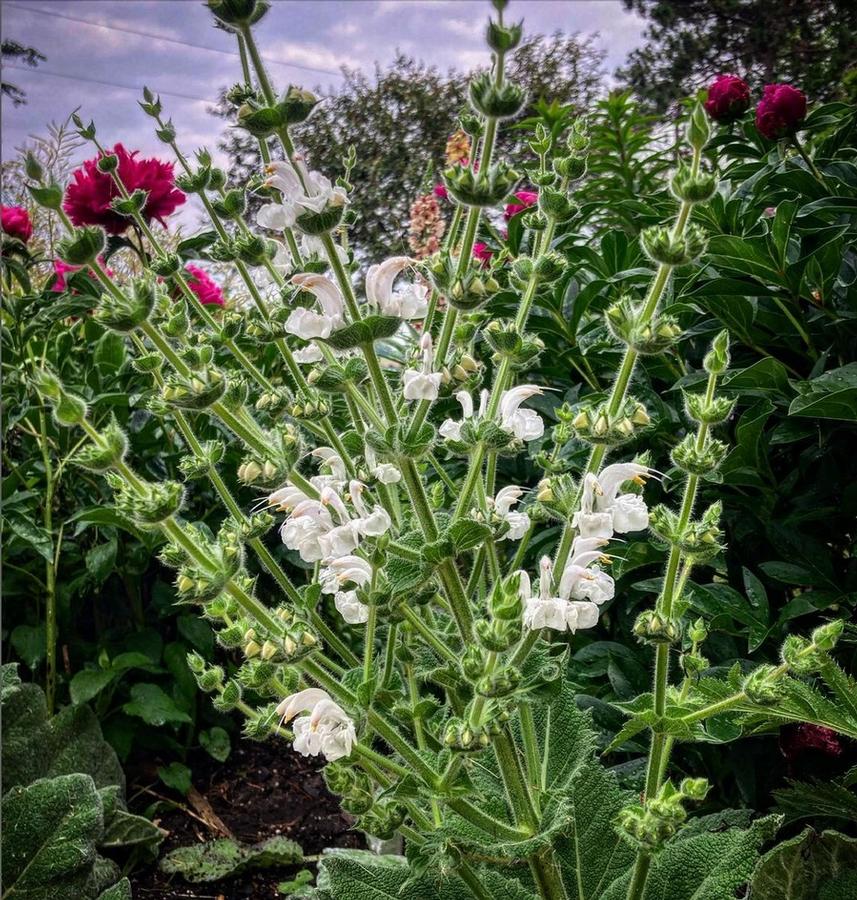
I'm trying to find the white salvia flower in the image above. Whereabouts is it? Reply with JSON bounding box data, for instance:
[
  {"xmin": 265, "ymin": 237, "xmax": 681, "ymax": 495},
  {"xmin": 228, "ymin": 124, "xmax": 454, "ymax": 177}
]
[
  {"xmin": 293, "ymin": 344, "xmax": 324, "ymax": 364},
  {"xmin": 285, "ymin": 273, "xmax": 346, "ymax": 339},
  {"xmin": 280, "ymin": 499, "xmax": 334, "ymax": 562},
  {"xmin": 263, "ymin": 160, "xmax": 347, "ymax": 227},
  {"xmin": 319, "ymin": 555, "xmax": 373, "ymax": 594},
  {"xmin": 364, "ymin": 447, "xmax": 402, "ymax": 484},
  {"xmin": 365, "ymin": 256, "xmax": 427, "ymax": 320},
  {"xmin": 349, "ymin": 480, "xmax": 392, "ymax": 537},
  {"xmin": 491, "ymin": 485, "xmax": 531, "ymax": 541},
  {"xmin": 439, "ymin": 390, "xmax": 475, "ymax": 441},
  {"xmin": 558, "ymin": 536, "xmax": 615, "ymax": 606},
  {"xmin": 499, "ymin": 385, "xmax": 545, "ymax": 441},
  {"xmin": 402, "ymin": 333, "xmax": 442, "ymax": 401},
  {"xmin": 573, "ymin": 463, "xmax": 650, "ymax": 539},
  {"xmin": 520, "ymin": 555, "xmax": 602, "ymax": 634},
  {"xmin": 317, "ymin": 486, "xmax": 360, "ymax": 558},
  {"xmin": 335, "ymin": 589, "xmax": 369, "ymax": 625},
  {"xmin": 277, "ymin": 688, "xmax": 356, "ymax": 762},
  {"xmin": 266, "ymin": 484, "xmax": 310, "ymax": 512},
  {"xmin": 311, "ymin": 447, "xmax": 348, "ymax": 483}
]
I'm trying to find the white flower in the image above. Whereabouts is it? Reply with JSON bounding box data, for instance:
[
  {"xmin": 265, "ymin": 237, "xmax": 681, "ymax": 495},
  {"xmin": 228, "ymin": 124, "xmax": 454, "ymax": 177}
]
[
  {"xmin": 573, "ymin": 463, "xmax": 650, "ymax": 539},
  {"xmin": 285, "ymin": 273, "xmax": 346, "ymax": 339},
  {"xmin": 319, "ymin": 555, "xmax": 373, "ymax": 594},
  {"xmin": 276, "ymin": 688, "xmax": 356, "ymax": 762},
  {"xmin": 365, "ymin": 256, "xmax": 427, "ymax": 320},
  {"xmin": 264, "ymin": 160, "xmax": 347, "ymax": 229},
  {"xmin": 293, "ymin": 344, "xmax": 323, "ymax": 364},
  {"xmin": 280, "ymin": 499, "xmax": 333, "ymax": 562},
  {"xmin": 334, "ymin": 589, "xmax": 369, "ymax": 625},
  {"xmin": 266, "ymin": 483, "xmax": 311, "ymax": 512},
  {"xmin": 364, "ymin": 447, "xmax": 401, "ymax": 484},
  {"xmin": 349, "ymin": 480, "xmax": 391, "ymax": 537},
  {"xmin": 499, "ymin": 385, "xmax": 544, "ymax": 441},
  {"xmin": 558, "ymin": 537, "xmax": 615, "ymax": 606},
  {"xmin": 519, "ymin": 553, "xmax": 603, "ymax": 634},
  {"xmin": 439, "ymin": 389, "xmax": 487, "ymax": 441},
  {"xmin": 492, "ymin": 485, "xmax": 531, "ymax": 541},
  {"xmin": 403, "ymin": 332, "xmax": 442, "ymax": 401},
  {"xmin": 311, "ymin": 447, "xmax": 348, "ymax": 483}
]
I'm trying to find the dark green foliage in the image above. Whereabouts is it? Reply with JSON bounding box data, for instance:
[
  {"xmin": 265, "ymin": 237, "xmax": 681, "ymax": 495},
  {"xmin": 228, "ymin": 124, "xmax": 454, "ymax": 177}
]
[
  {"xmin": 160, "ymin": 835, "xmax": 303, "ymax": 883},
  {"xmin": 620, "ymin": 0, "xmax": 857, "ymax": 113}
]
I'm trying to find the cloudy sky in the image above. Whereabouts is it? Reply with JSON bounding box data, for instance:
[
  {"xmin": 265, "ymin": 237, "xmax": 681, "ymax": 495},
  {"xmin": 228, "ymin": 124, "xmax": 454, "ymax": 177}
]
[{"xmin": 2, "ymin": 0, "xmax": 645, "ymax": 227}]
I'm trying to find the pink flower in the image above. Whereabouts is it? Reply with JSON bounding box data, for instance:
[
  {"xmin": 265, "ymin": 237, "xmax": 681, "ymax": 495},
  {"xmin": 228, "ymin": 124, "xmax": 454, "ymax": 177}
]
[
  {"xmin": 408, "ymin": 194, "xmax": 446, "ymax": 259},
  {"xmin": 51, "ymin": 256, "xmax": 114, "ymax": 293},
  {"xmin": 64, "ymin": 143, "xmax": 186, "ymax": 235},
  {"xmin": 184, "ymin": 264, "xmax": 224, "ymax": 306},
  {"xmin": 755, "ymin": 84, "xmax": 807, "ymax": 140},
  {"xmin": 504, "ymin": 189, "xmax": 538, "ymax": 221},
  {"xmin": 472, "ymin": 242, "xmax": 493, "ymax": 267},
  {"xmin": 704, "ymin": 75, "xmax": 751, "ymax": 124},
  {"xmin": 1, "ymin": 205, "xmax": 33, "ymax": 243},
  {"xmin": 433, "ymin": 183, "xmax": 449, "ymax": 200}
]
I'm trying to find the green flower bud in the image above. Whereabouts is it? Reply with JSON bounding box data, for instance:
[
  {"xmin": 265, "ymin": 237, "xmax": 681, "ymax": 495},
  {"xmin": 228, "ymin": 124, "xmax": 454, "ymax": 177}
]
[
  {"xmin": 703, "ymin": 329, "xmax": 730, "ymax": 374},
  {"xmin": 110, "ymin": 188, "xmax": 149, "ymax": 217},
  {"xmin": 73, "ymin": 414, "xmax": 128, "ymax": 472},
  {"xmin": 811, "ymin": 619, "xmax": 844, "ymax": 652},
  {"xmin": 175, "ymin": 167, "xmax": 211, "ymax": 194},
  {"xmin": 57, "ymin": 226, "xmax": 106, "ymax": 266},
  {"xmin": 683, "ymin": 391, "xmax": 736, "ymax": 425},
  {"xmin": 206, "ymin": 0, "xmax": 270, "ymax": 27},
  {"xmin": 212, "ymin": 188, "xmax": 247, "ymax": 220},
  {"xmin": 640, "ymin": 223, "xmax": 707, "ymax": 267},
  {"xmin": 486, "ymin": 19, "xmax": 523, "ymax": 53},
  {"xmin": 633, "ymin": 610, "xmax": 681, "ymax": 645},
  {"xmin": 538, "ymin": 186, "xmax": 576, "ymax": 222},
  {"xmin": 196, "ymin": 665, "xmax": 225, "ymax": 693},
  {"xmin": 26, "ymin": 182, "xmax": 63, "ymax": 210},
  {"xmin": 688, "ymin": 618, "xmax": 708, "ymax": 643},
  {"xmin": 213, "ymin": 679, "xmax": 243, "ymax": 711},
  {"xmin": 553, "ymin": 153, "xmax": 587, "ymax": 180},
  {"xmin": 441, "ymin": 161, "xmax": 521, "ymax": 208},
  {"xmin": 96, "ymin": 154, "xmax": 119, "ymax": 174},
  {"xmin": 670, "ymin": 166, "xmax": 717, "ymax": 203},
  {"xmin": 686, "ymin": 102, "xmax": 710, "ymax": 152},
  {"xmin": 781, "ymin": 634, "xmax": 823, "ymax": 675},
  {"xmin": 743, "ymin": 664, "xmax": 784, "ymax": 705},
  {"xmin": 468, "ymin": 71, "xmax": 527, "ymax": 119},
  {"xmin": 24, "ymin": 151, "xmax": 44, "ymax": 182},
  {"xmin": 278, "ymin": 85, "xmax": 319, "ymax": 124},
  {"xmin": 670, "ymin": 433, "xmax": 728, "ymax": 475},
  {"xmin": 679, "ymin": 778, "xmax": 709, "ymax": 801},
  {"xmin": 94, "ymin": 277, "xmax": 156, "ymax": 332}
]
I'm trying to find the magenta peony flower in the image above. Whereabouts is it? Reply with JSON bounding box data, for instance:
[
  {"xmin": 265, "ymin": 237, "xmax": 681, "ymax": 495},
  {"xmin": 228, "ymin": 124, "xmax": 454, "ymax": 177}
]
[
  {"xmin": 433, "ymin": 183, "xmax": 449, "ymax": 200},
  {"xmin": 63, "ymin": 143, "xmax": 186, "ymax": 235},
  {"xmin": 51, "ymin": 256, "xmax": 114, "ymax": 293},
  {"xmin": 755, "ymin": 84, "xmax": 807, "ymax": 140},
  {"xmin": 1, "ymin": 205, "xmax": 33, "ymax": 243},
  {"xmin": 704, "ymin": 75, "xmax": 751, "ymax": 124},
  {"xmin": 472, "ymin": 242, "xmax": 493, "ymax": 267},
  {"xmin": 184, "ymin": 264, "xmax": 225, "ymax": 306},
  {"xmin": 504, "ymin": 189, "xmax": 538, "ymax": 221}
]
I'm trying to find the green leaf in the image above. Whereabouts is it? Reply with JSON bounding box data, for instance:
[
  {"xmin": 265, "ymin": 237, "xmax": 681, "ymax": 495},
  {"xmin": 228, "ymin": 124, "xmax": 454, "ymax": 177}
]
[
  {"xmin": 158, "ymin": 761, "xmax": 192, "ymax": 796},
  {"xmin": 5, "ymin": 511, "xmax": 53, "ymax": 562},
  {"xmin": 93, "ymin": 332, "xmax": 126, "ymax": 371},
  {"xmin": 1, "ymin": 773, "xmax": 116, "ymax": 900},
  {"xmin": 200, "ymin": 726, "xmax": 231, "ymax": 762},
  {"xmin": 85, "ymin": 538, "xmax": 118, "ymax": 585},
  {"xmin": 177, "ymin": 614, "xmax": 215, "ymax": 656},
  {"xmin": 602, "ymin": 815, "xmax": 780, "ymax": 900},
  {"xmin": 101, "ymin": 808, "xmax": 165, "ymax": 853},
  {"xmin": 315, "ymin": 850, "xmax": 533, "ymax": 900},
  {"xmin": 96, "ymin": 878, "xmax": 132, "ymax": 900},
  {"xmin": 773, "ymin": 778, "xmax": 857, "ymax": 825},
  {"xmin": 447, "ymin": 518, "xmax": 492, "ymax": 553},
  {"xmin": 789, "ymin": 363, "xmax": 857, "ymax": 421},
  {"xmin": 323, "ymin": 315, "xmax": 402, "ymax": 350},
  {"xmin": 70, "ymin": 668, "xmax": 118, "ymax": 705},
  {"xmin": 160, "ymin": 836, "xmax": 303, "ymax": 883},
  {"xmin": 2, "ymin": 681, "xmax": 125, "ymax": 794},
  {"xmin": 177, "ymin": 230, "xmax": 218, "ymax": 258},
  {"xmin": 122, "ymin": 683, "xmax": 192, "ymax": 727},
  {"xmin": 11, "ymin": 624, "xmax": 47, "ymax": 670},
  {"xmin": 751, "ymin": 828, "xmax": 857, "ymax": 900}
]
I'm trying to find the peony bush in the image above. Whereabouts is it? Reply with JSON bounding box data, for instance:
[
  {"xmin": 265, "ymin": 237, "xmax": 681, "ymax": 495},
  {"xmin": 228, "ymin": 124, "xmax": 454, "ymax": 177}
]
[{"xmin": 4, "ymin": 0, "xmax": 857, "ymax": 897}]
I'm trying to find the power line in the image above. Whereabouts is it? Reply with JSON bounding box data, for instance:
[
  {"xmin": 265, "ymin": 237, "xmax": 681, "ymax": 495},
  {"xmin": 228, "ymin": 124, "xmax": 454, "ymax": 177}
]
[
  {"xmin": 4, "ymin": 2, "xmax": 344, "ymax": 79},
  {"xmin": 2, "ymin": 62, "xmax": 212, "ymax": 103}
]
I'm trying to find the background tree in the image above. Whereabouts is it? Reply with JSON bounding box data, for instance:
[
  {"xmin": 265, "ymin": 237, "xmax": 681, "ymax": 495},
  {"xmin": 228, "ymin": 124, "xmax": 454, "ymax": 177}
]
[
  {"xmin": 619, "ymin": 0, "xmax": 857, "ymax": 113},
  {"xmin": 1, "ymin": 40, "xmax": 45, "ymax": 106},
  {"xmin": 215, "ymin": 33, "xmax": 604, "ymax": 259}
]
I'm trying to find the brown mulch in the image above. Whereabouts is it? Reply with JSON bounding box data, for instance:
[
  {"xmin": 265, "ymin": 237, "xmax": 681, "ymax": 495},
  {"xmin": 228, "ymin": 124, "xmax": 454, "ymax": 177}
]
[{"xmin": 128, "ymin": 739, "xmax": 365, "ymax": 899}]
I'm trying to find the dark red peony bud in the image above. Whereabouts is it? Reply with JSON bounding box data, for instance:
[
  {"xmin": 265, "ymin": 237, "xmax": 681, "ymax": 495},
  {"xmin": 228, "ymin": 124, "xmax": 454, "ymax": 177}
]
[
  {"xmin": 704, "ymin": 75, "xmax": 751, "ymax": 124},
  {"xmin": 755, "ymin": 84, "xmax": 807, "ymax": 140},
  {"xmin": 780, "ymin": 723, "xmax": 843, "ymax": 763}
]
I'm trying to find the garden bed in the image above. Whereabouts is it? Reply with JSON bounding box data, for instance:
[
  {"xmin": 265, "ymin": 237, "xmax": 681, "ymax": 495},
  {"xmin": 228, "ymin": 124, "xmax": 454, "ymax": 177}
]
[{"xmin": 129, "ymin": 740, "xmax": 364, "ymax": 899}]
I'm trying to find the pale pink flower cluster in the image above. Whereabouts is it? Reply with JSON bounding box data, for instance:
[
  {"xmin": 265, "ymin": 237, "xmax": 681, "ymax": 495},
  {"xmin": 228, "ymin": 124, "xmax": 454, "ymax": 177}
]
[{"xmin": 407, "ymin": 193, "xmax": 446, "ymax": 259}]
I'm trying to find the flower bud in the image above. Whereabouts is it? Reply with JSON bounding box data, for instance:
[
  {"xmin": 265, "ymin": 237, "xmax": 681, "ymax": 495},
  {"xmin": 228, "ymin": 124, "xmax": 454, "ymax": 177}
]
[
  {"xmin": 486, "ymin": 19, "xmax": 523, "ymax": 53},
  {"xmin": 57, "ymin": 226, "xmax": 106, "ymax": 266},
  {"xmin": 686, "ymin": 102, "xmax": 710, "ymax": 152},
  {"xmin": 95, "ymin": 277, "xmax": 156, "ymax": 332},
  {"xmin": 703, "ymin": 330, "xmax": 730, "ymax": 374},
  {"xmin": 206, "ymin": 0, "xmax": 270, "ymax": 27},
  {"xmin": 640, "ymin": 223, "xmax": 707, "ymax": 267},
  {"xmin": 441, "ymin": 160, "xmax": 521, "ymax": 209},
  {"xmin": 96, "ymin": 154, "xmax": 119, "ymax": 174},
  {"xmin": 670, "ymin": 166, "xmax": 717, "ymax": 204},
  {"xmin": 633, "ymin": 610, "xmax": 681, "ymax": 645},
  {"xmin": 742, "ymin": 664, "xmax": 784, "ymax": 705},
  {"xmin": 279, "ymin": 86, "xmax": 319, "ymax": 124},
  {"xmin": 468, "ymin": 71, "xmax": 527, "ymax": 120},
  {"xmin": 679, "ymin": 777, "xmax": 709, "ymax": 801},
  {"xmin": 73, "ymin": 414, "xmax": 128, "ymax": 472},
  {"xmin": 811, "ymin": 619, "xmax": 844, "ymax": 652},
  {"xmin": 26, "ymin": 182, "xmax": 63, "ymax": 210},
  {"xmin": 670, "ymin": 433, "xmax": 728, "ymax": 476}
]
